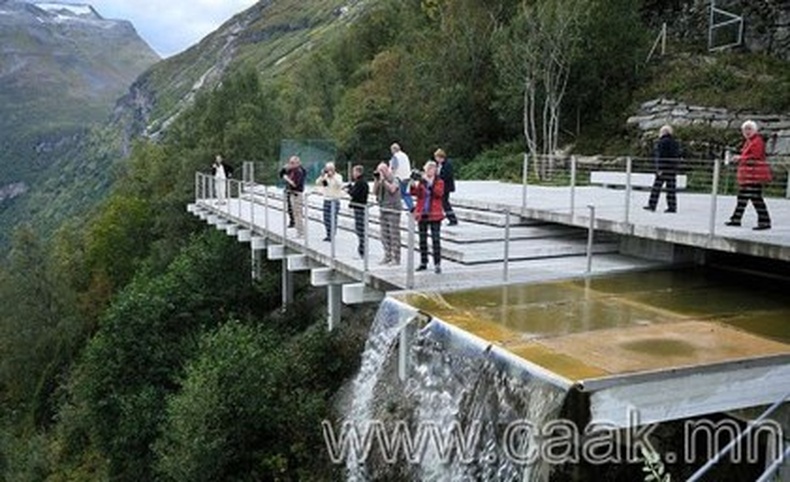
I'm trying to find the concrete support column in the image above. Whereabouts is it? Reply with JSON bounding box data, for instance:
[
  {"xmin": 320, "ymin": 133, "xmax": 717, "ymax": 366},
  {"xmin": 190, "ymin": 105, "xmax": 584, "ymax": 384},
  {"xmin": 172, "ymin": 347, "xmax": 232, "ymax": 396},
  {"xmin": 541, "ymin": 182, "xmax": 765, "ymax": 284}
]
[
  {"xmin": 251, "ymin": 248, "xmax": 264, "ymax": 281},
  {"xmin": 281, "ymin": 258, "xmax": 293, "ymax": 306},
  {"xmin": 327, "ymin": 284, "xmax": 342, "ymax": 331}
]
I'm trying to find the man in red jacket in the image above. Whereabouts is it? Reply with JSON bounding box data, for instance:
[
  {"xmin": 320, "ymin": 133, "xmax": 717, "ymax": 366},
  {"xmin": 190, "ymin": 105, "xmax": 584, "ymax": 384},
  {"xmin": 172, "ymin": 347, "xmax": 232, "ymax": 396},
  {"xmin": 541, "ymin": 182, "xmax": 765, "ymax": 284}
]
[
  {"xmin": 411, "ymin": 161, "xmax": 445, "ymax": 273},
  {"xmin": 725, "ymin": 120, "xmax": 772, "ymax": 230}
]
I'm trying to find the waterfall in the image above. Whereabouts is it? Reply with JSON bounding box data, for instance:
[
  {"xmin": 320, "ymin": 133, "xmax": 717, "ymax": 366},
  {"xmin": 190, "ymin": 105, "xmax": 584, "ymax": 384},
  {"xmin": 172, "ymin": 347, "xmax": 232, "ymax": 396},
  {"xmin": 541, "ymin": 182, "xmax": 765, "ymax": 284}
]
[
  {"xmin": 344, "ymin": 297, "xmax": 420, "ymax": 481},
  {"xmin": 340, "ymin": 297, "xmax": 568, "ymax": 482}
]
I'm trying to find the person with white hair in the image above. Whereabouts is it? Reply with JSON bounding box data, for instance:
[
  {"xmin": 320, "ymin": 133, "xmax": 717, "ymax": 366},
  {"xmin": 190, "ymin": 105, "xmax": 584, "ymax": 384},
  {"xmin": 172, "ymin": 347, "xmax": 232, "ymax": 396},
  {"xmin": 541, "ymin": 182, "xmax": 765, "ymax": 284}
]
[
  {"xmin": 316, "ymin": 161, "xmax": 344, "ymax": 241},
  {"xmin": 725, "ymin": 120, "xmax": 772, "ymax": 230},
  {"xmin": 643, "ymin": 125, "xmax": 681, "ymax": 213}
]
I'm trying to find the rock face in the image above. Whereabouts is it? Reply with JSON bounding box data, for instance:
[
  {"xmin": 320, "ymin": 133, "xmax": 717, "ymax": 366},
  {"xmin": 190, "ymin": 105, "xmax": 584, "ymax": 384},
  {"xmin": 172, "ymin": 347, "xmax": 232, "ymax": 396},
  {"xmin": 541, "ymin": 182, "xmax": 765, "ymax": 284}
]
[
  {"xmin": 0, "ymin": 0, "xmax": 160, "ymax": 185},
  {"xmin": 644, "ymin": 0, "xmax": 790, "ymax": 61},
  {"xmin": 628, "ymin": 98, "xmax": 790, "ymax": 156}
]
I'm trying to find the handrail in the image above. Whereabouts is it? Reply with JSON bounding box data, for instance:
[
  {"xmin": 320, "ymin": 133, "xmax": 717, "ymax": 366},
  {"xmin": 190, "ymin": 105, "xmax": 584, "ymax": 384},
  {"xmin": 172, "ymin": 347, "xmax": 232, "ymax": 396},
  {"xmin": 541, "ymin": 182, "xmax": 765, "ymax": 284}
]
[{"xmin": 686, "ymin": 390, "xmax": 790, "ymax": 482}]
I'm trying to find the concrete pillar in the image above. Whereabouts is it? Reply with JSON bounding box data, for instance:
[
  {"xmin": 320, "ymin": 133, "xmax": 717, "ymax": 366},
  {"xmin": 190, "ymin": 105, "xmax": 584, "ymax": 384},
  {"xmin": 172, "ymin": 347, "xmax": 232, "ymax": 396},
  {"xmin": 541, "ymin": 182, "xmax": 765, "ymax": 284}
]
[
  {"xmin": 327, "ymin": 284, "xmax": 342, "ymax": 331},
  {"xmin": 251, "ymin": 248, "xmax": 263, "ymax": 281},
  {"xmin": 281, "ymin": 258, "xmax": 293, "ymax": 306}
]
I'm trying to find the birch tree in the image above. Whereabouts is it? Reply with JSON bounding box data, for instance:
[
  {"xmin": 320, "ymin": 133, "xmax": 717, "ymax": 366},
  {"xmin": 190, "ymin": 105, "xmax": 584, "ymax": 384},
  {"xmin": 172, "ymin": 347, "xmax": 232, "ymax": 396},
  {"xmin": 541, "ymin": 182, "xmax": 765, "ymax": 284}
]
[{"xmin": 496, "ymin": 0, "xmax": 590, "ymax": 180}]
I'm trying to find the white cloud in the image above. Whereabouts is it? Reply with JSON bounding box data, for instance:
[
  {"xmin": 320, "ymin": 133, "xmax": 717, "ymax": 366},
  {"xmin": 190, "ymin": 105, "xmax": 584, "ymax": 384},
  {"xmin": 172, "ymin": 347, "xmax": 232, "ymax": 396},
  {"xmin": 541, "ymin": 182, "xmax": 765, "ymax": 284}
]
[{"xmin": 82, "ymin": 0, "xmax": 259, "ymax": 57}]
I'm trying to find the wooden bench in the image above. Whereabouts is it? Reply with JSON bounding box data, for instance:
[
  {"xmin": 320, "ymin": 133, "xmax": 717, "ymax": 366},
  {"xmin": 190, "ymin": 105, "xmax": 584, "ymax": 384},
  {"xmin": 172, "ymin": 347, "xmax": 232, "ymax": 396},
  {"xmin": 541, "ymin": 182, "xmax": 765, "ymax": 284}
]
[{"xmin": 589, "ymin": 171, "xmax": 688, "ymax": 190}]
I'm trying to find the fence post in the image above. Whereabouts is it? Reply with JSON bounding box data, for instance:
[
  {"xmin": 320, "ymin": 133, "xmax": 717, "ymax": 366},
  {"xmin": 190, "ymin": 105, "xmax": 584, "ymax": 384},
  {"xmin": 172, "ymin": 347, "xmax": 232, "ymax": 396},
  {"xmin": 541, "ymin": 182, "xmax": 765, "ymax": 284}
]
[
  {"xmin": 624, "ymin": 157, "xmax": 633, "ymax": 224},
  {"xmin": 304, "ymin": 193, "xmax": 310, "ymax": 249},
  {"xmin": 709, "ymin": 158, "xmax": 721, "ymax": 238},
  {"xmin": 521, "ymin": 153, "xmax": 529, "ymax": 210},
  {"xmin": 264, "ymin": 185, "xmax": 270, "ymax": 233},
  {"xmin": 586, "ymin": 205, "xmax": 595, "ymax": 275},
  {"xmin": 570, "ymin": 156, "xmax": 577, "ymax": 223},
  {"xmin": 282, "ymin": 189, "xmax": 287, "ymax": 239},
  {"xmin": 330, "ymin": 200, "xmax": 337, "ymax": 264},
  {"xmin": 195, "ymin": 172, "xmax": 200, "ymax": 202},
  {"xmin": 503, "ymin": 208, "xmax": 511, "ymax": 282},
  {"xmin": 363, "ymin": 204, "xmax": 370, "ymax": 279},
  {"xmin": 407, "ymin": 213, "xmax": 416, "ymax": 290}
]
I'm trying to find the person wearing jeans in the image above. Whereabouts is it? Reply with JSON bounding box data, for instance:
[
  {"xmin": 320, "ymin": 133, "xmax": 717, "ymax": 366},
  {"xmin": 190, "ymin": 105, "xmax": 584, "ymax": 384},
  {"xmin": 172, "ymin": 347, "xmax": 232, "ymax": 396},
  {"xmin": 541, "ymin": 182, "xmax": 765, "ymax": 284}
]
[
  {"xmin": 316, "ymin": 162, "xmax": 344, "ymax": 241},
  {"xmin": 725, "ymin": 120, "xmax": 772, "ymax": 230},
  {"xmin": 411, "ymin": 161, "xmax": 445, "ymax": 274},
  {"xmin": 390, "ymin": 143, "xmax": 414, "ymax": 211},
  {"xmin": 346, "ymin": 164, "xmax": 369, "ymax": 258},
  {"xmin": 435, "ymin": 148, "xmax": 458, "ymax": 225}
]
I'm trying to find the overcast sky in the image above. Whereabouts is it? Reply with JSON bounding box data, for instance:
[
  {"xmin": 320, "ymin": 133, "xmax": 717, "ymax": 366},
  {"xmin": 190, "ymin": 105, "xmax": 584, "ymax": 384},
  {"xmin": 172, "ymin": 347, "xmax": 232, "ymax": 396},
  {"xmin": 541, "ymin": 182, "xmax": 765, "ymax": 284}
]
[{"xmin": 86, "ymin": 0, "xmax": 259, "ymax": 58}]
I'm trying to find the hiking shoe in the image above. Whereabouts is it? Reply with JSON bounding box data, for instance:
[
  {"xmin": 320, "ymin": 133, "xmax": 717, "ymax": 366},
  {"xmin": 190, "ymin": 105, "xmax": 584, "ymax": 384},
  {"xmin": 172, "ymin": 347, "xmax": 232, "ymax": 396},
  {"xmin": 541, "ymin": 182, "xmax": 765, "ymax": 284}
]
[
  {"xmin": 753, "ymin": 224, "xmax": 771, "ymax": 231},
  {"xmin": 725, "ymin": 220, "xmax": 741, "ymax": 227}
]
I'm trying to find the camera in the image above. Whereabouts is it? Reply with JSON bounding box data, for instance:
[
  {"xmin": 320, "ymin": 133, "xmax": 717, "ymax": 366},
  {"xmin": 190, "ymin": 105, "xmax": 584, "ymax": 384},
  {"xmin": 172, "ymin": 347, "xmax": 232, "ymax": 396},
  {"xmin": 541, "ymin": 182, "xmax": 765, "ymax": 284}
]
[
  {"xmin": 372, "ymin": 171, "xmax": 381, "ymax": 179},
  {"xmin": 409, "ymin": 169, "xmax": 423, "ymax": 181}
]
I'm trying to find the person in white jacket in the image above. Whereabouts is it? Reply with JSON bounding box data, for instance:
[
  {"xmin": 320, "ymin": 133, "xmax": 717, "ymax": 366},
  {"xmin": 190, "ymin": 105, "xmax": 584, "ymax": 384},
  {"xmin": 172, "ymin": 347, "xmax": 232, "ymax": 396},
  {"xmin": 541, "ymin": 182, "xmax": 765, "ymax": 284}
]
[
  {"xmin": 316, "ymin": 162, "xmax": 344, "ymax": 241},
  {"xmin": 390, "ymin": 143, "xmax": 414, "ymax": 211}
]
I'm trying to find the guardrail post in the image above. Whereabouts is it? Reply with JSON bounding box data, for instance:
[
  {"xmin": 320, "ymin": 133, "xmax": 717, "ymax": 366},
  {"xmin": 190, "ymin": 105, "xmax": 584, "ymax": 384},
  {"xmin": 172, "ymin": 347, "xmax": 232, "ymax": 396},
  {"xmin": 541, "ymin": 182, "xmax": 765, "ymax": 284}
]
[
  {"xmin": 363, "ymin": 204, "xmax": 370, "ymax": 280},
  {"xmin": 264, "ymin": 185, "xmax": 270, "ymax": 233},
  {"xmin": 710, "ymin": 158, "xmax": 721, "ymax": 238},
  {"xmin": 330, "ymin": 200, "xmax": 337, "ymax": 264},
  {"xmin": 570, "ymin": 155, "xmax": 577, "ymax": 223},
  {"xmin": 503, "ymin": 208, "xmax": 511, "ymax": 282},
  {"xmin": 407, "ymin": 213, "xmax": 416, "ymax": 289},
  {"xmin": 586, "ymin": 205, "xmax": 595, "ymax": 275},
  {"xmin": 304, "ymin": 193, "xmax": 310, "ymax": 249},
  {"xmin": 282, "ymin": 189, "xmax": 287, "ymax": 239},
  {"xmin": 195, "ymin": 172, "xmax": 200, "ymax": 202},
  {"xmin": 624, "ymin": 156, "xmax": 633, "ymax": 224},
  {"xmin": 521, "ymin": 153, "xmax": 529, "ymax": 210}
]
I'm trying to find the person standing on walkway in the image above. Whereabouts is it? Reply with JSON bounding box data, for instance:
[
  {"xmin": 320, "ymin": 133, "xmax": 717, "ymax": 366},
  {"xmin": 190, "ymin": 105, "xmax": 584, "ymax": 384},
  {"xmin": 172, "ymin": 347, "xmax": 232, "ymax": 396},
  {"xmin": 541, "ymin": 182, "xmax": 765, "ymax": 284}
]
[
  {"xmin": 283, "ymin": 156, "xmax": 305, "ymax": 237},
  {"xmin": 390, "ymin": 143, "xmax": 414, "ymax": 212},
  {"xmin": 643, "ymin": 125, "xmax": 681, "ymax": 213},
  {"xmin": 435, "ymin": 148, "xmax": 458, "ymax": 225},
  {"xmin": 316, "ymin": 162, "xmax": 344, "ymax": 241},
  {"xmin": 411, "ymin": 161, "xmax": 445, "ymax": 274},
  {"xmin": 374, "ymin": 162, "xmax": 402, "ymax": 265},
  {"xmin": 346, "ymin": 164, "xmax": 369, "ymax": 258},
  {"xmin": 279, "ymin": 161, "xmax": 295, "ymax": 227},
  {"xmin": 212, "ymin": 154, "xmax": 233, "ymax": 204},
  {"xmin": 726, "ymin": 120, "xmax": 772, "ymax": 230}
]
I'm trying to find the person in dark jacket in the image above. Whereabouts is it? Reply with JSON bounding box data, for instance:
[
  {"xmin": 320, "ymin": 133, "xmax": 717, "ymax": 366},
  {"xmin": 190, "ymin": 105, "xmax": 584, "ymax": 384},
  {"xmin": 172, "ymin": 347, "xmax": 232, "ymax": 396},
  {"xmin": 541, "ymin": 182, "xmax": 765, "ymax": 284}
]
[
  {"xmin": 725, "ymin": 120, "xmax": 772, "ymax": 230},
  {"xmin": 283, "ymin": 156, "xmax": 305, "ymax": 237},
  {"xmin": 644, "ymin": 125, "xmax": 681, "ymax": 213},
  {"xmin": 435, "ymin": 148, "xmax": 458, "ymax": 225},
  {"xmin": 345, "ymin": 164, "xmax": 370, "ymax": 258},
  {"xmin": 411, "ymin": 161, "xmax": 445, "ymax": 274}
]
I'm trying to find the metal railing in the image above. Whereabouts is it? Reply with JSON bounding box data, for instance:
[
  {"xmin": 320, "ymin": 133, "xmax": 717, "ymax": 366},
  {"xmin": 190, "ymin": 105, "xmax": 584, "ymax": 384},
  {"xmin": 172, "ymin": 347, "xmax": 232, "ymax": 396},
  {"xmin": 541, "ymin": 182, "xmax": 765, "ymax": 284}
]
[
  {"xmin": 514, "ymin": 153, "xmax": 790, "ymax": 236},
  {"xmin": 194, "ymin": 167, "xmax": 606, "ymax": 288}
]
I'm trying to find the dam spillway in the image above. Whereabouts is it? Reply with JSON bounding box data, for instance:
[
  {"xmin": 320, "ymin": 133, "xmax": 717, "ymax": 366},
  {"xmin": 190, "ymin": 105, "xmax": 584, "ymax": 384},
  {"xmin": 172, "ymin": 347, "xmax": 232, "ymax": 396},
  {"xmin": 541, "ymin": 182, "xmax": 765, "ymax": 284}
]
[{"xmin": 395, "ymin": 268, "xmax": 790, "ymax": 428}]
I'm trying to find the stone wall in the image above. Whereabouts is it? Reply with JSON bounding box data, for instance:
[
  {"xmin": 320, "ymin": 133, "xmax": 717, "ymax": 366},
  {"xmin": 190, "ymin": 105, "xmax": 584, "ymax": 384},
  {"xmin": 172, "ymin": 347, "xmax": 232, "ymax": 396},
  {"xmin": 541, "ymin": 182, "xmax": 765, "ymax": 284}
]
[
  {"xmin": 644, "ymin": 0, "xmax": 790, "ymax": 61},
  {"xmin": 627, "ymin": 98, "xmax": 790, "ymax": 156}
]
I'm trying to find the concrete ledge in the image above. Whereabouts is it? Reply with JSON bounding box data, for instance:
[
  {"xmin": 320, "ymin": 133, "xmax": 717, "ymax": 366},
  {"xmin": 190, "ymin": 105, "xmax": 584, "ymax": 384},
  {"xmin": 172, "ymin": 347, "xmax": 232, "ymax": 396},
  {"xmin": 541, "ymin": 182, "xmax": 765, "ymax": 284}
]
[
  {"xmin": 311, "ymin": 267, "xmax": 354, "ymax": 287},
  {"xmin": 343, "ymin": 283, "xmax": 384, "ymax": 304},
  {"xmin": 206, "ymin": 214, "xmax": 220, "ymax": 225},
  {"xmin": 267, "ymin": 245, "xmax": 287, "ymax": 260},
  {"xmin": 287, "ymin": 254, "xmax": 323, "ymax": 272},
  {"xmin": 237, "ymin": 229, "xmax": 252, "ymax": 242},
  {"xmin": 590, "ymin": 171, "xmax": 688, "ymax": 190},
  {"xmin": 224, "ymin": 224, "xmax": 240, "ymax": 236},
  {"xmin": 251, "ymin": 236, "xmax": 268, "ymax": 250}
]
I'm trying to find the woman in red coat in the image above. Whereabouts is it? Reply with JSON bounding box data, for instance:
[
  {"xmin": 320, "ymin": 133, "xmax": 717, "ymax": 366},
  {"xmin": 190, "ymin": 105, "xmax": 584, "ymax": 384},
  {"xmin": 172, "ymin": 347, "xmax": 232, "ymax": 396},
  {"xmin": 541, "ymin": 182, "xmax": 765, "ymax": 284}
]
[
  {"xmin": 726, "ymin": 120, "xmax": 772, "ymax": 230},
  {"xmin": 411, "ymin": 161, "xmax": 445, "ymax": 273}
]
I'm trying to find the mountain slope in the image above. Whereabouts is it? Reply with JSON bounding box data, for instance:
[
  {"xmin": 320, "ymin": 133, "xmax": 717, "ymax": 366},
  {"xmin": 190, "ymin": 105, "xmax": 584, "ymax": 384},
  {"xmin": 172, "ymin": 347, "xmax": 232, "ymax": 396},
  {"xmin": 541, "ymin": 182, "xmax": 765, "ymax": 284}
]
[{"xmin": 0, "ymin": 0, "xmax": 159, "ymax": 188}]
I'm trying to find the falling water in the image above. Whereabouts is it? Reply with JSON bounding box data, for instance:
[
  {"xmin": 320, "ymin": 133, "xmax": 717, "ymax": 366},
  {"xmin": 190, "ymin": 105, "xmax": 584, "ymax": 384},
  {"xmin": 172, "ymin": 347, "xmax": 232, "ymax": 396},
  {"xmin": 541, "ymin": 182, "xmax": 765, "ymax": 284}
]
[
  {"xmin": 344, "ymin": 297, "xmax": 419, "ymax": 481},
  {"xmin": 342, "ymin": 296, "xmax": 567, "ymax": 482}
]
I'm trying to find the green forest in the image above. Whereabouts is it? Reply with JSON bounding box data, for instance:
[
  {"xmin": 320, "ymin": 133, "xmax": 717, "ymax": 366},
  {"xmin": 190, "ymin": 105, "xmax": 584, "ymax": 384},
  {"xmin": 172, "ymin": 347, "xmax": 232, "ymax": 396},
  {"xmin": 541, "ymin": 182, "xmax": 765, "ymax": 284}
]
[{"xmin": 1, "ymin": 0, "xmax": 789, "ymax": 479}]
